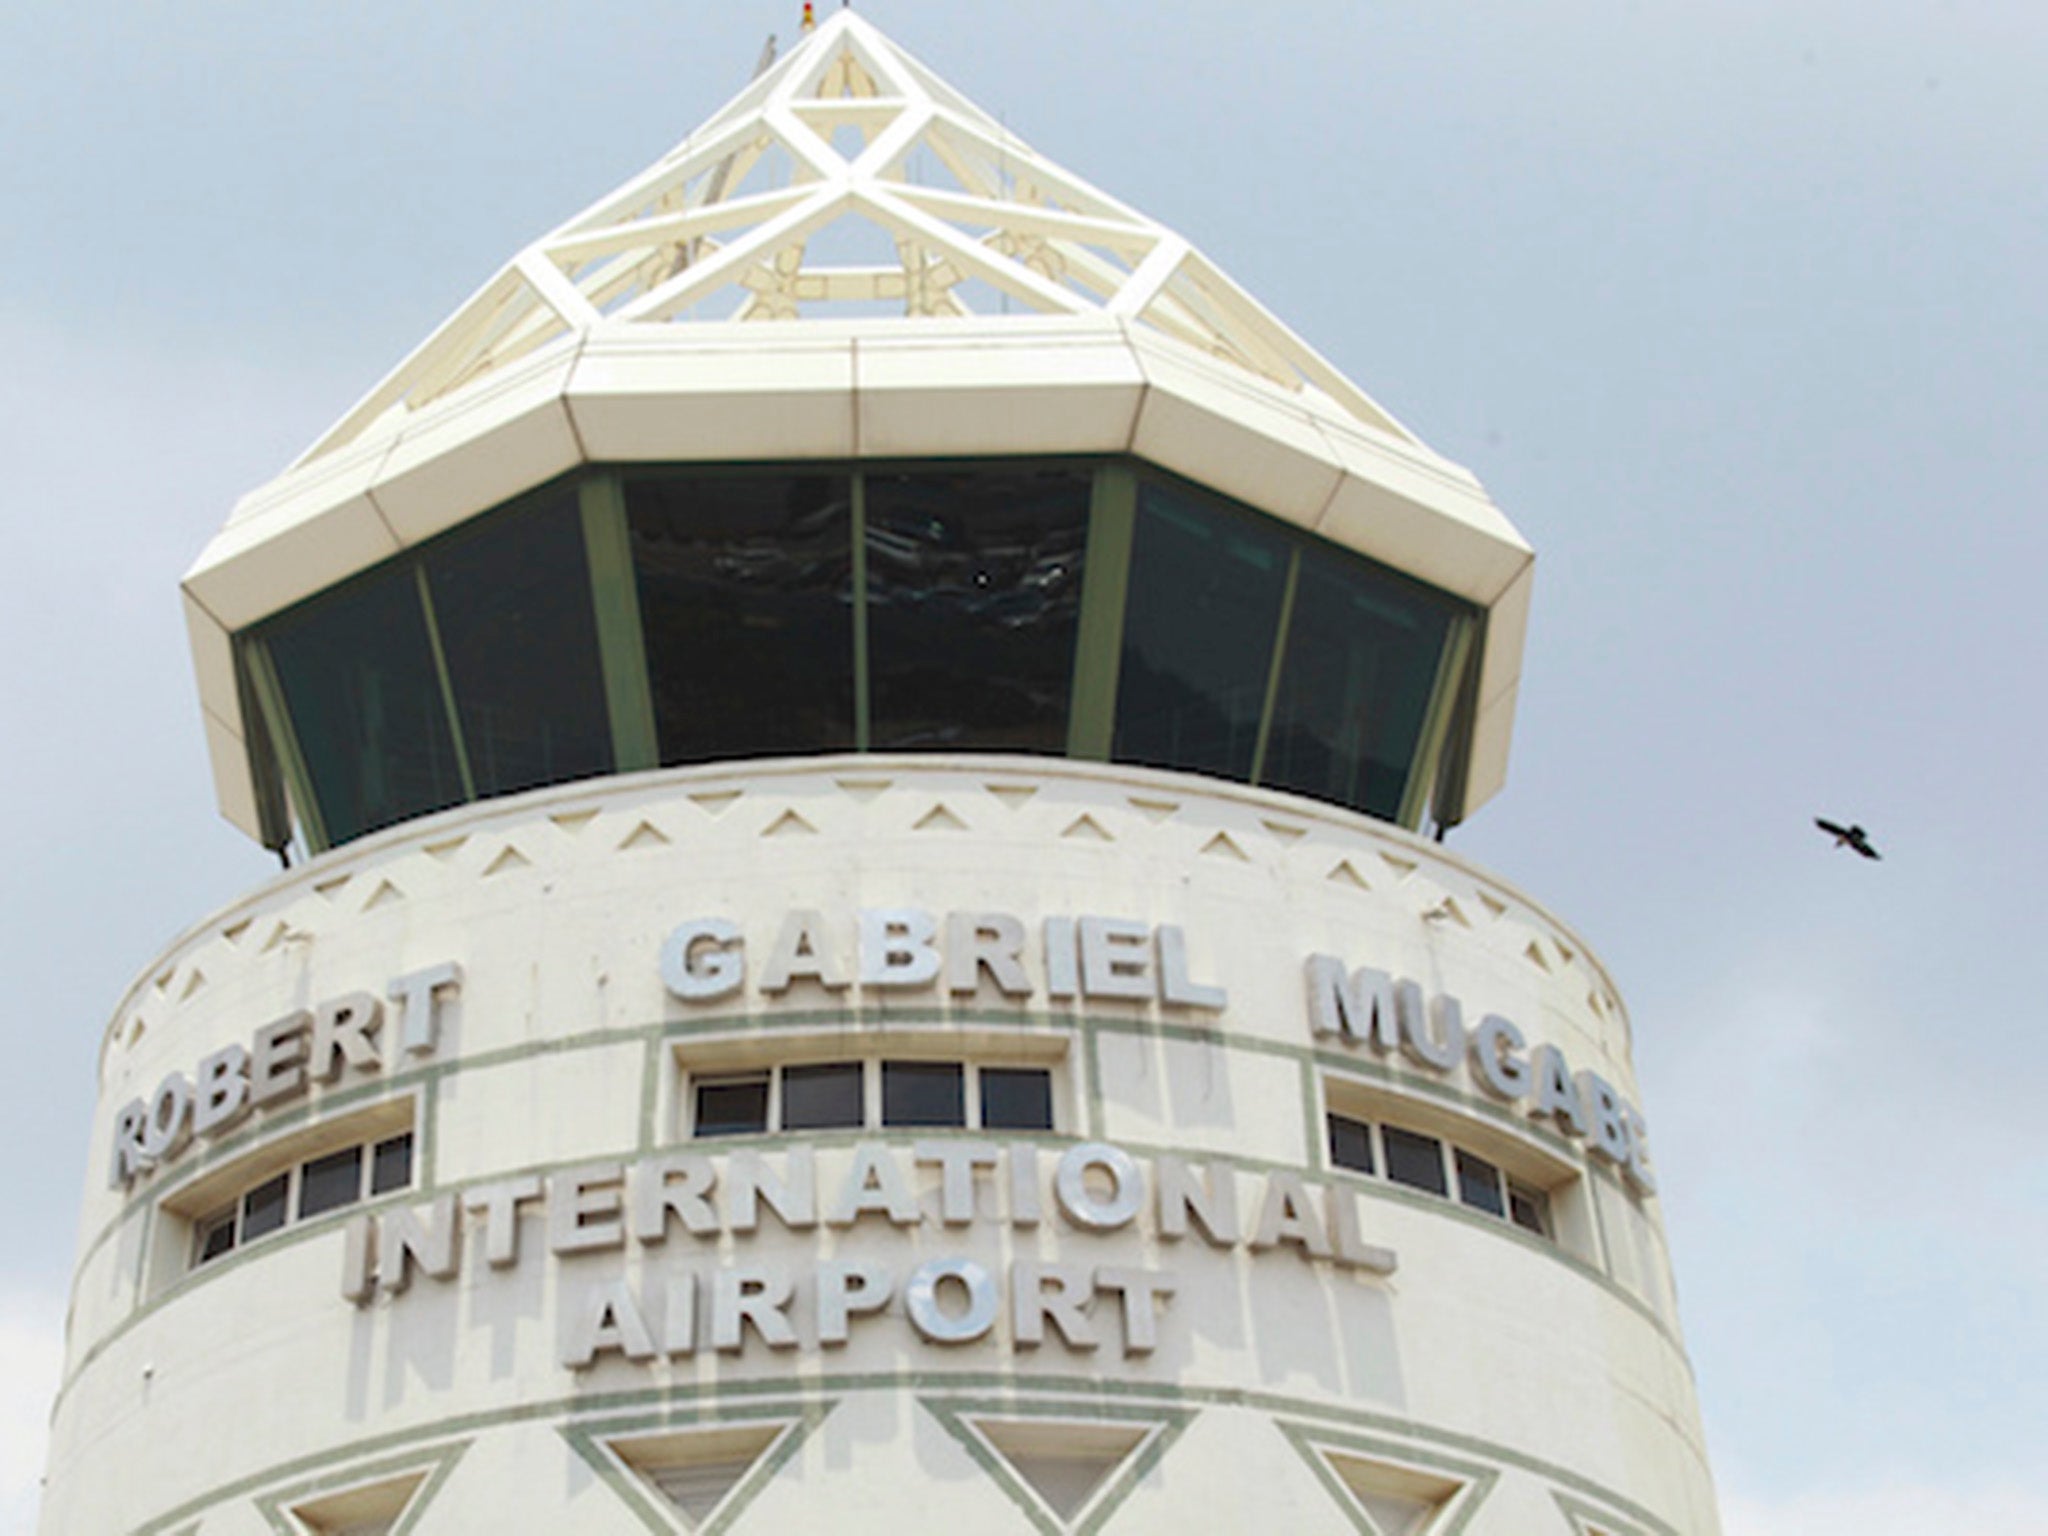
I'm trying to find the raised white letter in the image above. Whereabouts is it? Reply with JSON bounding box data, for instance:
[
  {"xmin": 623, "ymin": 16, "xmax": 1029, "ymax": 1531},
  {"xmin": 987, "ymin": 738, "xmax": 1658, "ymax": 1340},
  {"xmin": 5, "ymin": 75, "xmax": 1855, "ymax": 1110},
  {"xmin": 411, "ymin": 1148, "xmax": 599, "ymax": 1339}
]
[{"xmin": 661, "ymin": 920, "xmax": 744, "ymax": 1001}]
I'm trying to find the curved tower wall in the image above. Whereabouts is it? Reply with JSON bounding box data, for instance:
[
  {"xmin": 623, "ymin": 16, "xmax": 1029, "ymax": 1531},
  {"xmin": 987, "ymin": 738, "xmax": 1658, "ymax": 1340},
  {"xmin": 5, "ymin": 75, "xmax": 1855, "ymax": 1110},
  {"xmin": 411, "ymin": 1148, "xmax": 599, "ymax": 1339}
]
[
  {"xmin": 45, "ymin": 14, "xmax": 1720, "ymax": 1536},
  {"xmin": 52, "ymin": 761, "xmax": 1714, "ymax": 1534}
]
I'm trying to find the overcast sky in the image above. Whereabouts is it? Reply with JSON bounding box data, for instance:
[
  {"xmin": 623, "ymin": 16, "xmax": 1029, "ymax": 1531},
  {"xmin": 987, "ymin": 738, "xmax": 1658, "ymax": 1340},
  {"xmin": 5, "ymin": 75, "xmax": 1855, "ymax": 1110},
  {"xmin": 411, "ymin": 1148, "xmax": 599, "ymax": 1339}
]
[{"xmin": 3, "ymin": 3, "xmax": 2044, "ymax": 1532}]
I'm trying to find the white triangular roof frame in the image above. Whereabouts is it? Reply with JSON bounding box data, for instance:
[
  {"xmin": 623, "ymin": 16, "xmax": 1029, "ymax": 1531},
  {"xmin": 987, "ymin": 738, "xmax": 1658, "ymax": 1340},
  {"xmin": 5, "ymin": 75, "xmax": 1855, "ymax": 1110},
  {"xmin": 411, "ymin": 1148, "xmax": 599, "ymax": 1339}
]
[{"xmin": 300, "ymin": 9, "xmax": 1416, "ymax": 464}]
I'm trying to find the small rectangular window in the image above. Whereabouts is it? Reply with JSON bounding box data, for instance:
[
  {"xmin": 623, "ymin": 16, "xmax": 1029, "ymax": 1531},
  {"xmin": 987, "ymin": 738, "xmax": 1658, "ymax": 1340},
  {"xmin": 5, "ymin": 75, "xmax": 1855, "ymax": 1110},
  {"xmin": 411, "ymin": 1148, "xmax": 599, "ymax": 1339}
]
[
  {"xmin": 195, "ymin": 1210, "xmax": 238, "ymax": 1266},
  {"xmin": 882, "ymin": 1061, "xmax": 965, "ymax": 1127},
  {"xmin": 370, "ymin": 1133, "xmax": 415, "ymax": 1195},
  {"xmin": 1456, "ymin": 1149, "xmax": 1506, "ymax": 1217},
  {"xmin": 242, "ymin": 1173, "xmax": 290, "ymax": 1241},
  {"xmin": 298, "ymin": 1147, "xmax": 365, "ymax": 1219},
  {"xmin": 782, "ymin": 1062, "xmax": 863, "ymax": 1130},
  {"xmin": 177, "ymin": 1112, "xmax": 419, "ymax": 1280},
  {"xmin": 1508, "ymin": 1182, "xmax": 1551, "ymax": 1238},
  {"xmin": 1328, "ymin": 1113, "xmax": 1375, "ymax": 1175},
  {"xmin": 1382, "ymin": 1126, "xmax": 1449, "ymax": 1196},
  {"xmin": 980, "ymin": 1067, "xmax": 1054, "ymax": 1131},
  {"xmin": 695, "ymin": 1074, "xmax": 771, "ymax": 1137}
]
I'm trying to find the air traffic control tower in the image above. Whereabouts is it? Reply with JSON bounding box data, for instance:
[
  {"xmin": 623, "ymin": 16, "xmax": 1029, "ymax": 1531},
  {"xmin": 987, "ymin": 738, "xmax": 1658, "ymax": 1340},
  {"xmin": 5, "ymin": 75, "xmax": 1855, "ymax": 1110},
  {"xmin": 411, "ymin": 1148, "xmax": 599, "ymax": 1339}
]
[{"xmin": 45, "ymin": 14, "xmax": 1722, "ymax": 1535}]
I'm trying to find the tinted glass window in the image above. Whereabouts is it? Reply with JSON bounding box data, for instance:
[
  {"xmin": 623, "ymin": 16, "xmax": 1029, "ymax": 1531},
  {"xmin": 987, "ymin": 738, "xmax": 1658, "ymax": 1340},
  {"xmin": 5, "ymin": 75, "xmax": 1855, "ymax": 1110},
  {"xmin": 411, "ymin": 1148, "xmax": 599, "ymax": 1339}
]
[
  {"xmin": 1261, "ymin": 545, "xmax": 1458, "ymax": 819},
  {"xmin": 263, "ymin": 564, "xmax": 465, "ymax": 843},
  {"xmin": 1508, "ymin": 1184, "xmax": 1551, "ymax": 1237},
  {"xmin": 1455, "ymin": 1149, "xmax": 1506, "ymax": 1217},
  {"xmin": 865, "ymin": 468, "xmax": 1088, "ymax": 753},
  {"xmin": 1328, "ymin": 1113, "xmax": 1375, "ymax": 1175},
  {"xmin": 241, "ymin": 1173, "xmax": 290, "ymax": 1241},
  {"xmin": 298, "ymin": 1147, "xmax": 364, "ymax": 1219},
  {"xmin": 980, "ymin": 1067, "xmax": 1054, "ymax": 1131},
  {"xmin": 423, "ymin": 487, "xmax": 612, "ymax": 798},
  {"xmin": 627, "ymin": 473, "xmax": 855, "ymax": 763},
  {"xmin": 370, "ymin": 1133, "xmax": 415, "ymax": 1196},
  {"xmin": 1382, "ymin": 1126, "xmax": 1448, "ymax": 1196},
  {"xmin": 196, "ymin": 1212, "xmax": 237, "ymax": 1265},
  {"xmin": 1115, "ymin": 479, "xmax": 1289, "ymax": 779},
  {"xmin": 782, "ymin": 1062, "xmax": 863, "ymax": 1130},
  {"xmin": 253, "ymin": 460, "xmax": 1478, "ymax": 851},
  {"xmin": 882, "ymin": 1061, "xmax": 965, "ymax": 1127},
  {"xmin": 696, "ymin": 1075, "xmax": 771, "ymax": 1137}
]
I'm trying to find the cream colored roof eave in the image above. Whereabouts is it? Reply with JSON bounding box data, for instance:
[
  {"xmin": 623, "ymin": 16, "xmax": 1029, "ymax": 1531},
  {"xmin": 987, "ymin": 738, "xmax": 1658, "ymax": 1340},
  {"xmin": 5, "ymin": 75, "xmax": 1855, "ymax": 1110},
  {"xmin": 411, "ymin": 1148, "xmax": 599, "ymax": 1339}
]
[{"xmin": 185, "ymin": 314, "xmax": 1530, "ymax": 841}]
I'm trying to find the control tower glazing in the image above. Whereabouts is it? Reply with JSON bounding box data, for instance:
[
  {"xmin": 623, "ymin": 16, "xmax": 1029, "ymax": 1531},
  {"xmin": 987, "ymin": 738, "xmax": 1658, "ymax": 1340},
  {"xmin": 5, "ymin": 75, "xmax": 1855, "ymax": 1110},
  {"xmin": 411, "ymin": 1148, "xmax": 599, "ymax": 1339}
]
[{"xmin": 44, "ymin": 15, "xmax": 1721, "ymax": 1536}]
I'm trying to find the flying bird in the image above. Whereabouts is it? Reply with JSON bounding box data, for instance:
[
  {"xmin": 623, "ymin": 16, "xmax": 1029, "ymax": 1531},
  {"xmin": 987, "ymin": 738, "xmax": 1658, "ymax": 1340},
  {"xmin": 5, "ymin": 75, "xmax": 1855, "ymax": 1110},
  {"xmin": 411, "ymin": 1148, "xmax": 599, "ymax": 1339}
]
[{"xmin": 1814, "ymin": 818, "xmax": 1881, "ymax": 860}]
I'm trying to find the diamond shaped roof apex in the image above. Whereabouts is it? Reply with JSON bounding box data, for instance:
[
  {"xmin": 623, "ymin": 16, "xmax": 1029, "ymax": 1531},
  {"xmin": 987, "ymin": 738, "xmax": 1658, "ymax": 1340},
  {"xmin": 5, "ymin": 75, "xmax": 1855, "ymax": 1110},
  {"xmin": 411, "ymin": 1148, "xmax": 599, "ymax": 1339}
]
[{"xmin": 298, "ymin": 8, "xmax": 1419, "ymax": 466}]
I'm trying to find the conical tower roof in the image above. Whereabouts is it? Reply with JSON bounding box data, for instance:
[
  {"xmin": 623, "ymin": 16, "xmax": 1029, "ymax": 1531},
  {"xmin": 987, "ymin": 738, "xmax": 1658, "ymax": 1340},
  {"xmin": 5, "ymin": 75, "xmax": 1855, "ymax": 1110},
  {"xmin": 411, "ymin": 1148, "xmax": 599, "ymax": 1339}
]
[
  {"xmin": 302, "ymin": 9, "xmax": 1416, "ymax": 463},
  {"xmin": 185, "ymin": 10, "xmax": 1533, "ymax": 843}
]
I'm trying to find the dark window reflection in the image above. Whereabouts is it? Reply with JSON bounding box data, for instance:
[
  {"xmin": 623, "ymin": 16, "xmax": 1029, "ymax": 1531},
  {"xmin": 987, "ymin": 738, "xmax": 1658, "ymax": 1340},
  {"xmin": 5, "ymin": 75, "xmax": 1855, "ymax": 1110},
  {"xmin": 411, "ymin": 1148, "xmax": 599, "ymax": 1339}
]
[
  {"xmin": 264, "ymin": 565, "xmax": 465, "ymax": 843},
  {"xmin": 298, "ymin": 1147, "xmax": 363, "ymax": 1219},
  {"xmin": 695, "ymin": 1075, "xmax": 771, "ymax": 1137},
  {"xmin": 1383, "ymin": 1126, "xmax": 1449, "ymax": 1196},
  {"xmin": 196, "ymin": 1213, "xmax": 237, "ymax": 1265},
  {"xmin": 1261, "ymin": 545, "xmax": 1457, "ymax": 820},
  {"xmin": 370, "ymin": 1133, "xmax": 415, "ymax": 1196},
  {"xmin": 1509, "ymin": 1183, "xmax": 1551, "ymax": 1237},
  {"xmin": 782, "ymin": 1062, "xmax": 863, "ymax": 1130},
  {"xmin": 881, "ymin": 1060, "xmax": 964, "ymax": 1127},
  {"xmin": 241, "ymin": 1173, "xmax": 290, "ymax": 1241},
  {"xmin": 424, "ymin": 488, "xmax": 612, "ymax": 799},
  {"xmin": 627, "ymin": 473, "xmax": 855, "ymax": 763},
  {"xmin": 865, "ymin": 468, "xmax": 1088, "ymax": 753},
  {"xmin": 253, "ymin": 459, "xmax": 1474, "ymax": 851},
  {"xmin": 1328, "ymin": 1113, "xmax": 1375, "ymax": 1175},
  {"xmin": 1456, "ymin": 1148, "xmax": 1506, "ymax": 1217},
  {"xmin": 980, "ymin": 1067, "xmax": 1054, "ymax": 1131},
  {"xmin": 1114, "ymin": 480, "xmax": 1289, "ymax": 780}
]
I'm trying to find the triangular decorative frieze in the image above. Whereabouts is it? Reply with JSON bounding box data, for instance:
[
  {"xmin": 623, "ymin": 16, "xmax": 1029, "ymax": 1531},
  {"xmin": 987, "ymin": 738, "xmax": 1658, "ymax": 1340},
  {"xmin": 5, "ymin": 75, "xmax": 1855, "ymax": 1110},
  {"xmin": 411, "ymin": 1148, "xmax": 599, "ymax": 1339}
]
[
  {"xmin": 1552, "ymin": 1488, "xmax": 1655, "ymax": 1536},
  {"xmin": 254, "ymin": 1441, "xmax": 469, "ymax": 1536},
  {"xmin": 922, "ymin": 1398, "xmax": 1193, "ymax": 1535},
  {"xmin": 561, "ymin": 1407, "xmax": 833, "ymax": 1535},
  {"xmin": 1276, "ymin": 1422, "xmax": 1496, "ymax": 1536}
]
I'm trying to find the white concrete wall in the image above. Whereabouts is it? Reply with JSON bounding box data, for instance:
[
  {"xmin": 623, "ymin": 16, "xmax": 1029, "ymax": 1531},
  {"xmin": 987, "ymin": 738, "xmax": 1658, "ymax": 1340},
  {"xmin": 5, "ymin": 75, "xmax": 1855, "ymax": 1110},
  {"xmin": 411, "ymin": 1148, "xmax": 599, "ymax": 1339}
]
[{"xmin": 46, "ymin": 759, "xmax": 1719, "ymax": 1535}]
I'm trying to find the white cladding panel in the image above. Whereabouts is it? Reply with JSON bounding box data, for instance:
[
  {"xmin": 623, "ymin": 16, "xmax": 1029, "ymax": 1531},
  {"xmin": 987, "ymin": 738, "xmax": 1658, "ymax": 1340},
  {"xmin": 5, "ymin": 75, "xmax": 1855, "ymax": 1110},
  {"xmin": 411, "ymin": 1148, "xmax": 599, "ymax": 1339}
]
[{"xmin": 47, "ymin": 761, "xmax": 1716, "ymax": 1535}]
